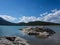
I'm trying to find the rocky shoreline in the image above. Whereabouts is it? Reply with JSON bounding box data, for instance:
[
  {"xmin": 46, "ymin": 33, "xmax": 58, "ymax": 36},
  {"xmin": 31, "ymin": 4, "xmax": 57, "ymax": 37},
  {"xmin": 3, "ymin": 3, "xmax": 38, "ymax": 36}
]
[
  {"xmin": 0, "ymin": 37, "xmax": 30, "ymax": 45},
  {"xmin": 21, "ymin": 27, "xmax": 56, "ymax": 38},
  {"xmin": 0, "ymin": 27, "xmax": 56, "ymax": 45}
]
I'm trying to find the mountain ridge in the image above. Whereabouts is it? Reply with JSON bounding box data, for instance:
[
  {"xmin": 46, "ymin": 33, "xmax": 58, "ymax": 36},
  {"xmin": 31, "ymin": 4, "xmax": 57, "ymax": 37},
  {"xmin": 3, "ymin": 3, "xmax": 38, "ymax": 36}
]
[
  {"xmin": 18, "ymin": 21, "xmax": 60, "ymax": 26},
  {"xmin": 0, "ymin": 17, "xmax": 60, "ymax": 26},
  {"xmin": 0, "ymin": 17, "xmax": 16, "ymax": 25}
]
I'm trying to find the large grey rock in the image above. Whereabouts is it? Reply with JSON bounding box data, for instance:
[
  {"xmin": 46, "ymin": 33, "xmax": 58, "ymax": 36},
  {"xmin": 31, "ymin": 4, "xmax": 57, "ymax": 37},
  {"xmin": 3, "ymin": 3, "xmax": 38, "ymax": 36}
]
[
  {"xmin": 0, "ymin": 37, "xmax": 30, "ymax": 45},
  {"xmin": 21, "ymin": 27, "xmax": 56, "ymax": 38}
]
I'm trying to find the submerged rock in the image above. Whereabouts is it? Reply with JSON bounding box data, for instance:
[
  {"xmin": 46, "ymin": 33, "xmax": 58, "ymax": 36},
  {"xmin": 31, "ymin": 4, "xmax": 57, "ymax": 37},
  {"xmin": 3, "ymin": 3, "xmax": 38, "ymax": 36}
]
[
  {"xmin": 0, "ymin": 37, "xmax": 30, "ymax": 45},
  {"xmin": 21, "ymin": 27, "xmax": 56, "ymax": 38}
]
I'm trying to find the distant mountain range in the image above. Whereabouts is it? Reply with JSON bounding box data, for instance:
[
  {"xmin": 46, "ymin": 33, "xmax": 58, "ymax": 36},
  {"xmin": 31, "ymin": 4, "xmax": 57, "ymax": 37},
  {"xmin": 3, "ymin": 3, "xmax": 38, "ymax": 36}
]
[
  {"xmin": 0, "ymin": 17, "xmax": 16, "ymax": 25},
  {"xmin": 0, "ymin": 17, "xmax": 60, "ymax": 26},
  {"xmin": 18, "ymin": 21, "xmax": 60, "ymax": 26}
]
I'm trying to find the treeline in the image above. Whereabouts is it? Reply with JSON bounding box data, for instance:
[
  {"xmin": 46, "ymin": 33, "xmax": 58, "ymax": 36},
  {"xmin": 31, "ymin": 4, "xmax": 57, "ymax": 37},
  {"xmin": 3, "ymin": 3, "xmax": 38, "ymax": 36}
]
[{"xmin": 17, "ymin": 21, "xmax": 60, "ymax": 26}]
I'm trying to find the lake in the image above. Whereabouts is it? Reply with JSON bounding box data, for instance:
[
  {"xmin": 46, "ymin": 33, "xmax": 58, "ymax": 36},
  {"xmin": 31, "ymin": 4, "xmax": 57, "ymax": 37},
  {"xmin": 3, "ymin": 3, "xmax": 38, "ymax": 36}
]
[{"xmin": 0, "ymin": 26, "xmax": 60, "ymax": 45}]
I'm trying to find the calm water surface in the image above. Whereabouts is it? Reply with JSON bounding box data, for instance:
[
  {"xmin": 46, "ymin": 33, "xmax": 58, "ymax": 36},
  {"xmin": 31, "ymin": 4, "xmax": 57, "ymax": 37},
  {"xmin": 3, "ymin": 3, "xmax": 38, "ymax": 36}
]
[{"xmin": 0, "ymin": 26, "xmax": 60, "ymax": 45}]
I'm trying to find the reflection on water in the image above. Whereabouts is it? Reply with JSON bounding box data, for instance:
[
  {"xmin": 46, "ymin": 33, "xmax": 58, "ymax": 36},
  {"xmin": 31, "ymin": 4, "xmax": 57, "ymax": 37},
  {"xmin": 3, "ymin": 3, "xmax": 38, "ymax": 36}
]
[{"xmin": 0, "ymin": 26, "xmax": 60, "ymax": 45}]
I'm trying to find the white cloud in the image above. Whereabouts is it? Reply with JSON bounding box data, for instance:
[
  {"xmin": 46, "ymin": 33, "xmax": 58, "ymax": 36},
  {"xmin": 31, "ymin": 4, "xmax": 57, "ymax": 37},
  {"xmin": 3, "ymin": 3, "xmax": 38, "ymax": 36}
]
[
  {"xmin": 18, "ymin": 9, "xmax": 60, "ymax": 23},
  {"xmin": 51, "ymin": 9, "xmax": 58, "ymax": 12},
  {"xmin": 0, "ymin": 15, "xmax": 17, "ymax": 22},
  {"xmin": 41, "ymin": 9, "xmax": 60, "ymax": 23},
  {"xmin": 40, "ymin": 12, "xmax": 48, "ymax": 17},
  {"xmin": 19, "ymin": 16, "xmax": 40, "ymax": 23},
  {"xmin": 0, "ymin": 9, "xmax": 60, "ymax": 23}
]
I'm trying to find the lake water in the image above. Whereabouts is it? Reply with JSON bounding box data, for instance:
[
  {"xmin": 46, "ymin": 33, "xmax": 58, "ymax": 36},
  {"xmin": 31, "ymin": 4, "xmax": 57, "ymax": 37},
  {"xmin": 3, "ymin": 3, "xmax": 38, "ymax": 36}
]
[{"xmin": 0, "ymin": 26, "xmax": 60, "ymax": 45}]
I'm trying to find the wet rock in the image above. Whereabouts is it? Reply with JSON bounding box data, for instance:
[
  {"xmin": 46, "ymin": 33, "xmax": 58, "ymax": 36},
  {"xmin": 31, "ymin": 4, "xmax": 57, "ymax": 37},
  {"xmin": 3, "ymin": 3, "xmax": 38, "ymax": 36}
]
[
  {"xmin": 0, "ymin": 37, "xmax": 30, "ymax": 45},
  {"xmin": 0, "ymin": 37, "xmax": 14, "ymax": 45},
  {"xmin": 6, "ymin": 37, "xmax": 16, "ymax": 41},
  {"xmin": 21, "ymin": 27, "xmax": 56, "ymax": 38},
  {"xmin": 14, "ymin": 37, "xmax": 29, "ymax": 45}
]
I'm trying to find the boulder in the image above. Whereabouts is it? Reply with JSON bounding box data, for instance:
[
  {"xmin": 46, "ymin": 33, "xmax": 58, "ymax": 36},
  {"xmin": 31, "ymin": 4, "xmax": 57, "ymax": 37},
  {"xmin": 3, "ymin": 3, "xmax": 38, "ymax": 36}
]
[
  {"xmin": 21, "ymin": 27, "xmax": 56, "ymax": 38},
  {"xmin": 0, "ymin": 37, "xmax": 30, "ymax": 45}
]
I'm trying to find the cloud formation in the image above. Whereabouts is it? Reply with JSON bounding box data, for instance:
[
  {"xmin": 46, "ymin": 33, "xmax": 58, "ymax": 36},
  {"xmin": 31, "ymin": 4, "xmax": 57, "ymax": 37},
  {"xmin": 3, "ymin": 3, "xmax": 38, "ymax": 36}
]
[
  {"xmin": 0, "ymin": 15, "xmax": 17, "ymax": 22},
  {"xmin": 18, "ymin": 16, "xmax": 41, "ymax": 23},
  {"xmin": 41, "ymin": 9, "xmax": 60, "ymax": 23},
  {"xmin": 19, "ymin": 9, "xmax": 60, "ymax": 23},
  {"xmin": 0, "ymin": 9, "xmax": 60, "ymax": 23}
]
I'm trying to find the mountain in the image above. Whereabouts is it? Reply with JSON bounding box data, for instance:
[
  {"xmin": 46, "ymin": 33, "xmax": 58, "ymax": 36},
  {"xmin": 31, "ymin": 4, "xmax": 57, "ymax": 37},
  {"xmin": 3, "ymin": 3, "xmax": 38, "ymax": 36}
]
[
  {"xmin": 0, "ymin": 17, "xmax": 16, "ymax": 25},
  {"xmin": 18, "ymin": 21, "xmax": 60, "ymax": 26},
  {"xmin": 0, "ymin": 17, "xmax": 60, "ymax": 26}
]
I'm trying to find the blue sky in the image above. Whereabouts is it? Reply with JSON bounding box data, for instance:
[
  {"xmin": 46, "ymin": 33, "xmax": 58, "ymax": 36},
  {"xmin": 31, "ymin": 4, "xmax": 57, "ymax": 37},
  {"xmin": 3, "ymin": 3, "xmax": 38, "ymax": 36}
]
[{"xmin": 0, "ymin": 0, "xmax": 60, "ymax": 23}]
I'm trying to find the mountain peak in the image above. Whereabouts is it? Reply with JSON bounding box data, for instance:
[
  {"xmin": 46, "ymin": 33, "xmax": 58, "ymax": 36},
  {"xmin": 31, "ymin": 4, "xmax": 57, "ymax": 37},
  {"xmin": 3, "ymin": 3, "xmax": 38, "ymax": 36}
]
[{"xmin": 0, "ymin": 17, "xmax": 16, "ymax": 25}]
